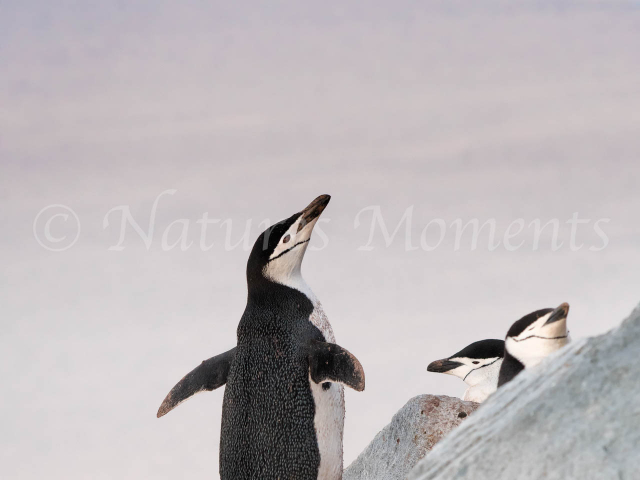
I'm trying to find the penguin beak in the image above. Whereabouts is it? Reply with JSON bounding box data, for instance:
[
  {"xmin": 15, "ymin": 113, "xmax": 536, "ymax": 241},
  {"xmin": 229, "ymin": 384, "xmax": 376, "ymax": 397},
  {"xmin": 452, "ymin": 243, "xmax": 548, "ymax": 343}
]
[
  {"xmin": 545, "ymin": 302, "xmax": 570, "ymax": 325},
  {"xmin": 427, "ymin": 358, "xmax": 463, "ymax": 373},
  {"xmin": 297, "ymin": 194, "xmax": 331, "ymax": 232}
]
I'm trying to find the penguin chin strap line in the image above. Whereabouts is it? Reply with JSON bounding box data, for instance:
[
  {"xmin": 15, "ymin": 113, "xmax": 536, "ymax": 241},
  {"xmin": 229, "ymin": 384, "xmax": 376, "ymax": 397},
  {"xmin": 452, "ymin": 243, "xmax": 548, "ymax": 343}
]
[
  {"xmin": 462, "ymin": 357, "xmax": 501, "ymax": 382},
  {"xmin": 512, "ymin": 331, "xmax": 570, "ymax": 343},
  {"xmin": 267, "ymin": 238, "xmax": 310, "ymax": 263}
]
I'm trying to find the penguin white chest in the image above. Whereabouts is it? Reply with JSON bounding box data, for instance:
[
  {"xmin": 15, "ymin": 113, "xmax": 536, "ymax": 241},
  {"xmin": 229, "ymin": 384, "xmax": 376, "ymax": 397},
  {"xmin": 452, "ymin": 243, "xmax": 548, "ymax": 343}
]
[
  {"xmin": 462, "ymin": 384, "xmax": 495, "ymax": 403},
  {"xmin": 308, "ymin": 302, "xmax": 345, "ymax": 480}
]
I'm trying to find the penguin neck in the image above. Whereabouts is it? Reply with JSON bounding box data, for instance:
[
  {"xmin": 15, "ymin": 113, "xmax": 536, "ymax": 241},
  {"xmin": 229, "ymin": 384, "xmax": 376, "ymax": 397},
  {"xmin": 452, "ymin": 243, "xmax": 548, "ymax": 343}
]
[
  {"xmin": 498, "ymin": 349, "xmax": 525, "ymax": 387},
  {"xmin": 260, "ymin": 265, "xmax": 317, "ymax": 305},
  {"xmin": 277, "ymin": 271, "xmax": 317, "ymax": 304},
  {"xmin": 246, "ymin": 268, "xmax": 317, "ymax": 306}
]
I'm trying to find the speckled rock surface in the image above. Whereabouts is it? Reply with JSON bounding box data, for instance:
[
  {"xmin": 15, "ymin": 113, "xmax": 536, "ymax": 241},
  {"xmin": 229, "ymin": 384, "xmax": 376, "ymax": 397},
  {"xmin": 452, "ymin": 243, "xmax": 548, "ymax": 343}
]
[
  {"xmin": 344, "ymin": 395, "xmax": 478, "ymax": 480},
  {"xmin": 409, "ymin": 304, "xmax": 640, "ymax": 480}
]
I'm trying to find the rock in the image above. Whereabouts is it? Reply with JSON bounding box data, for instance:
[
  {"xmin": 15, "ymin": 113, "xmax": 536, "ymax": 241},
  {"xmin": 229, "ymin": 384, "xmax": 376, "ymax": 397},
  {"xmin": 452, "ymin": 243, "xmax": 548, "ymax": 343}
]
[
  {"xmin": 344, "ymin": 395, "xmax": 479, "ymax": 480},
  {"xmin": 409, "ymin": 304, "xmax": 640, "ymax": 480}
]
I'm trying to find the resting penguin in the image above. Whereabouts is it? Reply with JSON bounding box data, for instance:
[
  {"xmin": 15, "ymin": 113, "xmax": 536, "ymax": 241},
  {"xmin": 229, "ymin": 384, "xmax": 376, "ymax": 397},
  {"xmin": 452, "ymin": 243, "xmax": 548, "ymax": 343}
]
[
  {"xmin": 156, "ymin": 194, "xmax": 365, "ymax": 480},
  {"xmin": 427, "ymin": 339, "xmax": 504, "ymax": 403},
  {"xmin": 498, "ymin": 302, "xmax": 570, "ymax": 387}
]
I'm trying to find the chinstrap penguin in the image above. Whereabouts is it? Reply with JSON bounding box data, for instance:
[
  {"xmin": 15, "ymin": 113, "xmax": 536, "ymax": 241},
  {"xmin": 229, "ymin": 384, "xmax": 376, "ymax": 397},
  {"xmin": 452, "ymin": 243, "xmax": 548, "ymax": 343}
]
[
  {"xmin": 427, "ymin": 339, "xmax": 504, "ymax": 403},
  {"xmin": 498, "ymin": 302, "xmax": 570, "ymax": 387},
  {"xmin": 157, "ymin": 194, "xmax": 365, "ymax": 480}
]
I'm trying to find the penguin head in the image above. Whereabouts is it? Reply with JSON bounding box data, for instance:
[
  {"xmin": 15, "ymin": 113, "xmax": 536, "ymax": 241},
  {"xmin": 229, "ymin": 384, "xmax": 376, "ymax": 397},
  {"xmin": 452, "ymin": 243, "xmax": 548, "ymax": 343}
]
[
  {"xmin": 504, "ymin": 302, "xmax": 570, "ymax": 368},
  {"xmin": 427, "ymin": 339, "xmax": 505, "ymax": 386},
  {"xmin": 246, "ymin": 194, "xmax": 330, "ymax": 292}
]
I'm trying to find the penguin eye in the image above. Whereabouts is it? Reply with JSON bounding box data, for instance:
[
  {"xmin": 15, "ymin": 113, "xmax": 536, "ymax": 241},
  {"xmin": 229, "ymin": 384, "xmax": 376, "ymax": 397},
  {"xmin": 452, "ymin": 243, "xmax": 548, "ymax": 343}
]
[
  {"xmin": 472, "ymin": 361, "xmax": 480, "ymax": 365},
  {"xmin": 282, "ymin": 234, "xmax": 291, "ymax": 244}
]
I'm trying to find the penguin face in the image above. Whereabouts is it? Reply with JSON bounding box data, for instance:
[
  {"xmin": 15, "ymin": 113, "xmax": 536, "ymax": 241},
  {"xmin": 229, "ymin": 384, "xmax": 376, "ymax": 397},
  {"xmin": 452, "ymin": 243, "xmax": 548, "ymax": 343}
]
[
  {"xmin": 427, "ymin": 339, "xmax": 504, "ymax": 386},
  {"xmin": 504, "ymin": 303, "xmax": 570, "ymax": 368},
  {"xmin": 246, "ymin": 195, "xmax": 330, "ymax": 289}
]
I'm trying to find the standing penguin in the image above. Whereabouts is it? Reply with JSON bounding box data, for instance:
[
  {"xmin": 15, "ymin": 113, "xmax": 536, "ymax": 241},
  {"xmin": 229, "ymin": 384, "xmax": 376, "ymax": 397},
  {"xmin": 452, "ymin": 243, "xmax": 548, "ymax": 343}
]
[
  {"xmin": 156, "ymin": 194, "xmax": 365, "ymax": 480},
  {"xmin": 427, "ymin": 339, "xmax": 504, "ymax": 403},
  {"xmin": 498, "ymin": 302, "xmax": 570, "ymax": 387}
]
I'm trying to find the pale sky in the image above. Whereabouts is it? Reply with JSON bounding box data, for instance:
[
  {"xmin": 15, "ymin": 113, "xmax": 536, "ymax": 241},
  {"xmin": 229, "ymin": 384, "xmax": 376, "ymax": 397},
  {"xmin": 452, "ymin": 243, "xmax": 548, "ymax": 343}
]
[{"xmin": 2, "ymin": 1, "xmax": 640, "ymax": 479}]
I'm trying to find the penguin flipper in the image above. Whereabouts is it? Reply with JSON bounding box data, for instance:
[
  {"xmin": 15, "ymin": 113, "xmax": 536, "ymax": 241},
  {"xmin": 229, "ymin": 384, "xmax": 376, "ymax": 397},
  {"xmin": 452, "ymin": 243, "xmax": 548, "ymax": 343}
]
[
  {"xmin": 156, "ymin": 347, "xmax": 236, "ymax": 418},
  {"xmin": 308, "ymin": 340, "xmax": 365, "ymax": 391}
]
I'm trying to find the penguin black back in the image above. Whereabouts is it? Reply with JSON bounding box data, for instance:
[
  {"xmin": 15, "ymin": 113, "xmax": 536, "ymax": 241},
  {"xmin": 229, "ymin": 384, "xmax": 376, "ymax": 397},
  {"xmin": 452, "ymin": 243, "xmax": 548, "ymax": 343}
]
[{"xmin": 221, "ymin": 281, "xmax": 326, "ymax": 479}]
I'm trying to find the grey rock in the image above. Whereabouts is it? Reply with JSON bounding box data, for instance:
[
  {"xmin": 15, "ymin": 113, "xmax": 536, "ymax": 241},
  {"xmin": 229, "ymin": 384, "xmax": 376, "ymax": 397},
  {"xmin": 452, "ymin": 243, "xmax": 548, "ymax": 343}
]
[
  {"xmin": 409, "ymin": 304, "xmax": 640, "ymax": 480},
  {"xmin": 344, "ymin": 395, "xmax": 479, "ymax": 480}
]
